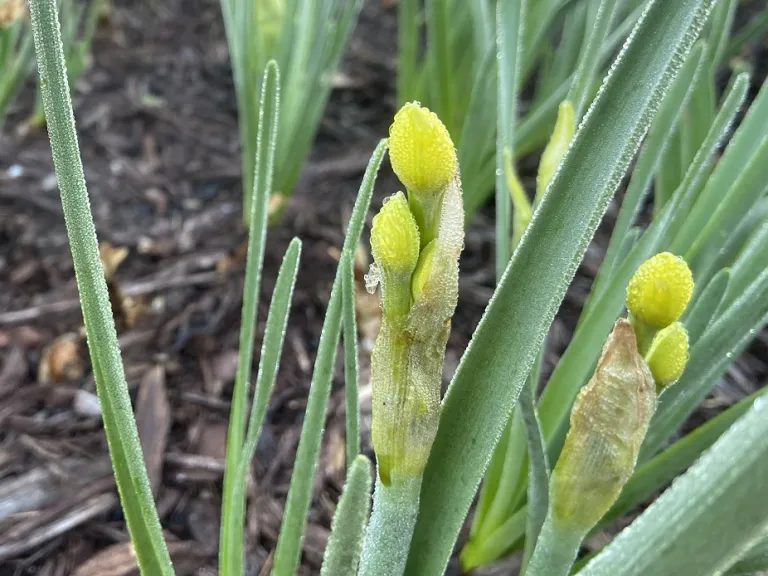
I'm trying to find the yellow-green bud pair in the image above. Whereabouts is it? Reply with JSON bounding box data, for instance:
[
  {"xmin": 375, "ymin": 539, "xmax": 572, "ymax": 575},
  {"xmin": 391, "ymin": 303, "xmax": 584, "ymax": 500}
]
[
  {"xmin": 368, "ymin": 102, "xmax": 463, "ymax": 486},
  {"xmin": 627, "ymin": 252, "xmax": 694, "ymax": 390},
  {"xmin": 551, "ymin": 253, "xmax": 695, "ymax": 533}
]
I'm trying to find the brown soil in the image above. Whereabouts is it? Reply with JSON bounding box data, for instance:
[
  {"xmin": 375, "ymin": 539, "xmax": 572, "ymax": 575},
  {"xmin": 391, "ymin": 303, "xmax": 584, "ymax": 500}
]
[{"xmin": 0, "ymin": 1, "xmax": 765, "ymax": 575}]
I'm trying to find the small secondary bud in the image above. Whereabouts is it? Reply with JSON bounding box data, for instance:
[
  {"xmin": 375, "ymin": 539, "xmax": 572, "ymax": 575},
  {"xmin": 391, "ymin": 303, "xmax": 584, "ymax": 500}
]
[
  {"xmin": 536, "ymin": 100, "xmax": 576, "ymax": 204},
  {"xmin": 645, "ymin": 321, "xmax": 689, "ymax": 390},
  {"xmin": 0, "ymin": 0, "xmax": 24, "ymax": 29},
  {"xmin": 627, "ymin": 252, "xmax": 694, "ymax": 329},
  {"xmin": 388, "ymin": 102, "xmax": 458, "ymax": 196},
  {"xmin": 370, "ymin": 192, "xmax": 420, "ymax": 277},
  {"xmin": 411, "ymin": 240, "xmax": 437, "ymax": 303},
  {"xmin": 551, "ymin": 319, "xmax": 656, "ymax": 533}
]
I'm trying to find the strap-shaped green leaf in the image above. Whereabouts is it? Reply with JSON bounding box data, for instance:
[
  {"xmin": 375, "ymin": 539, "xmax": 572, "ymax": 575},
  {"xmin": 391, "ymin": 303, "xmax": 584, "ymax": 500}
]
[
  {"xmin": 404, "ymin": 2, "xmax": 718, "ymax": 574},
  {"xmin": 320, "ymin": 455, "xmax": 373, "ymax": 576},
  {"xmin": 28, "ymin": 0, "xmax": 173, "ymax": 573},
  {"xmin": 578, "ymin": 396, "xmax": 768, "ymax": 576},
  {"xmin": 220, "ymin": 61, "xmax": 280, "ymax": 576},
  {"xmin": 495, "ymin": 0, "xmax": 525, "ymax": 279},
  {"xmin": 226, "ymin": 238, "xmax": 301, "ymax": 571},
  {"xmin": 341, "ymin": 253, "xmax": 360, "ymax": 468},
  {"xmin": 272, "ymin": 140, "xmax": 387, "ymax": 576},
  {"xmin": 670, "ymin": 78, "xmax": 768, "ymax": 256},
  {"xmin": 585, "ymin": 41, "xmax": 705, "ymax": 316},
  {"xmin": 682, "ymin": 267, "xmax": 730, "ymax": 345}
]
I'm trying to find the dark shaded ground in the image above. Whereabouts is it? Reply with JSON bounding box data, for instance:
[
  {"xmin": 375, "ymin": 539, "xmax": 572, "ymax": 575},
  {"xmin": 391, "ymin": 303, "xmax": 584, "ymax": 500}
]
[{"xmin": 0, "ymin": 1, "xmax": 766, "ymax": 575}]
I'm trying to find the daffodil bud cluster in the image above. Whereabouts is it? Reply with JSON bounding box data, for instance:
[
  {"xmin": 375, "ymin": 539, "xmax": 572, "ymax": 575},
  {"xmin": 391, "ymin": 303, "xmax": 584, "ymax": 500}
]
[
  {"xmin": 627, "ymin": 252, "xmax": 693, "ymax": 390},
  {"xmin": 367, "ymin": 102, "xmax": 463, "ymax": 486},
  {"xmin": 551, "ymin": 319, "xmax": 657, "ymax": 533},
  {"xmin": 543, "ymin": 253, "xmax": 694, "ymax": 543}
]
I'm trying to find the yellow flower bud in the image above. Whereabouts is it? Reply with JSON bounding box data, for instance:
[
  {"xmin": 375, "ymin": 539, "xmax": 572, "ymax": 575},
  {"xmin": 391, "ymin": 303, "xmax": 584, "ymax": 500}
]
[
  {"xmin": 410, "ymin": 240, "xmax": 437, "ymax": 303},
  {"xmin": 388, "ymin": 102, "xmax": 458, "ymax": 196},
  {"xmin": 536, "ymin": 100, "xmax": 576, "ymax": 204},
  {"xmin": 370, "ymin": 192, "xmax": 420, "ymax": 276},
  {"xmin": 552, "ymin": 319, "xmax": 656, "ymax": 533},
  {"xmin": 626, "ymin": 252, "xmax": 694, "ymax": 329},
  {"xmin": 645, "ymin": 322, "xmax": 689, "ymax": 390}
]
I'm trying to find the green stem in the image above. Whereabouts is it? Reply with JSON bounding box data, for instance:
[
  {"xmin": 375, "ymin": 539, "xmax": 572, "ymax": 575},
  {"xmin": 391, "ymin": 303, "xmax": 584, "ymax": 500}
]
[
  {"xmin": 27, "ymin": 0, "xmax": 172, "ymax": 573},
  {"xmin": 526, "ymin": 515, "xmax": 583, "ymax": 576},
  {"xmin": 359, "ymin": 475, "xmax": 422, "ymax": 576}
]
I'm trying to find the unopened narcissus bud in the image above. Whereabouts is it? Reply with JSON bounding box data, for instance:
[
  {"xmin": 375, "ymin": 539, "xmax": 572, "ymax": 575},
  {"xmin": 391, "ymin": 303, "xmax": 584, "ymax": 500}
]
[
  {"xmin": 370, "ymin": 192, "xmax": 420, "ymax": 276},
  {"xmin": 551, "ymin": 319, "xmax": 656, "ymax": 533},
  {"xmin": 627, "ymin": 252, "xmax": 694, "ymax": 329},
  {"xmin": 645, "ymin": 322, "xmax": 689, "ymax": 390},
  {"xmin": 536, "ymin": 100, "xmax": 576, "ymax": 203},
  {"xmin": 388, "ymin": 102, "xmax": 458, "ymax": 196},
  {"xmin": 369, "ymin": 192, "xmax": 420, "ymax": 319}
]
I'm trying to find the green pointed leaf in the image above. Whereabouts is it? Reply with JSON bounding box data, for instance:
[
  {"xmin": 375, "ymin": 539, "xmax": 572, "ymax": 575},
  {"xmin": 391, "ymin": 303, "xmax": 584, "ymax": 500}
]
[
  {"xmin": 28, "ymin": 0, "xmax": 173, "ymax": 572},
  {"xmin": 404, "ymin": 2, "xmax": 719, "ymax": 574},
  {"xmin": 272, "ymin": 139, "xmax": 387, "ymax": 576},
  {"xmin": 341, "ymin": 253, "xmax": 360, "ymax": 468},
  {"xmin": 220, "ymin": 60, "xmax": 280, "ymax": 576},
  {"xmin": 683, "ymin": 267, "xmax": 730, "ymax": 345},
  {"xmin": 320, "ymin": 455, "xmax": 373, "ymax": 576}
]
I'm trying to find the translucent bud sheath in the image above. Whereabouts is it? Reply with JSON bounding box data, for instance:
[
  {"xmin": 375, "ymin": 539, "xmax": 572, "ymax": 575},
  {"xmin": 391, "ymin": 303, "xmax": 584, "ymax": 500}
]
[
  {"xmin": 370, "ymin": 179, "xmax": 464, "ymax": 485},
  {"xmin": 551, "ymin": 319, "xmax": 656, "ymax": 533}
]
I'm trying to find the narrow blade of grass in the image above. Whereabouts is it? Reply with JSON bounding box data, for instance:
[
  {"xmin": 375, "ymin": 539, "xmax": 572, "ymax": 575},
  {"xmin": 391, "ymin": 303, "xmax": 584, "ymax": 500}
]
[
  {"xmin": 320, "ymin": 455, "xmax": 373, "ymax": 576},
  {"xmin": 224, "ymin": 238, "xmax": 302, "ymax": 571},
  {"xmin": 404, "ymin": 2, "xmax": 718, "ymax": 573},
  {"xmin": 27, "ymin": 0, "xmax": 173, "ymax": 572},
  {"xmin": 670, "ymin": 78, "xmax": 768, "ymax": 256},
  {"xmin": 426, "ymin": 0, "xmax": 453, "ymax": 133},
  {"xmin": 721, "ymin": 217, "xmax": 768, "ymax": 311},
  {"xmin": 341, "ymin": 253, "xmax": 360, "ymax": 468},
  {"xmin": 272, "ymin": 140, "xmax": 387, "ymax": 576},
  {"xmin": 519, "ymin": 374, "xmax": 550, "ymax": 572},
  {"xmin": 496, "ymin": 0, "xmax": 525, "ymax": 279},
  {"xmin": 682, "ymin": 267, "xmax": 730, "ymax": 345},
  {"xmin": 567, "ymin": 0, "xmax": 620, "ymax": 119},
  {"xmin": 579, "ymin": 396, "xmax": 768, "ymax": 576},
  {"xmin": 220, "ymin": 61, "xmax": 280, "ymax": 576}
]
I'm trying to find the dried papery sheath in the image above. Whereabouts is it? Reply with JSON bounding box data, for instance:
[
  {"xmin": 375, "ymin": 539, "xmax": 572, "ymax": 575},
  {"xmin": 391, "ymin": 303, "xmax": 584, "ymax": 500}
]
[
  {"xmin": 645, "ymin": 321, "xmax": 689, "ymax": 391},
  {"xmin": 551, "ymin": 319, "xmax": 656, "ymax": 533}
]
